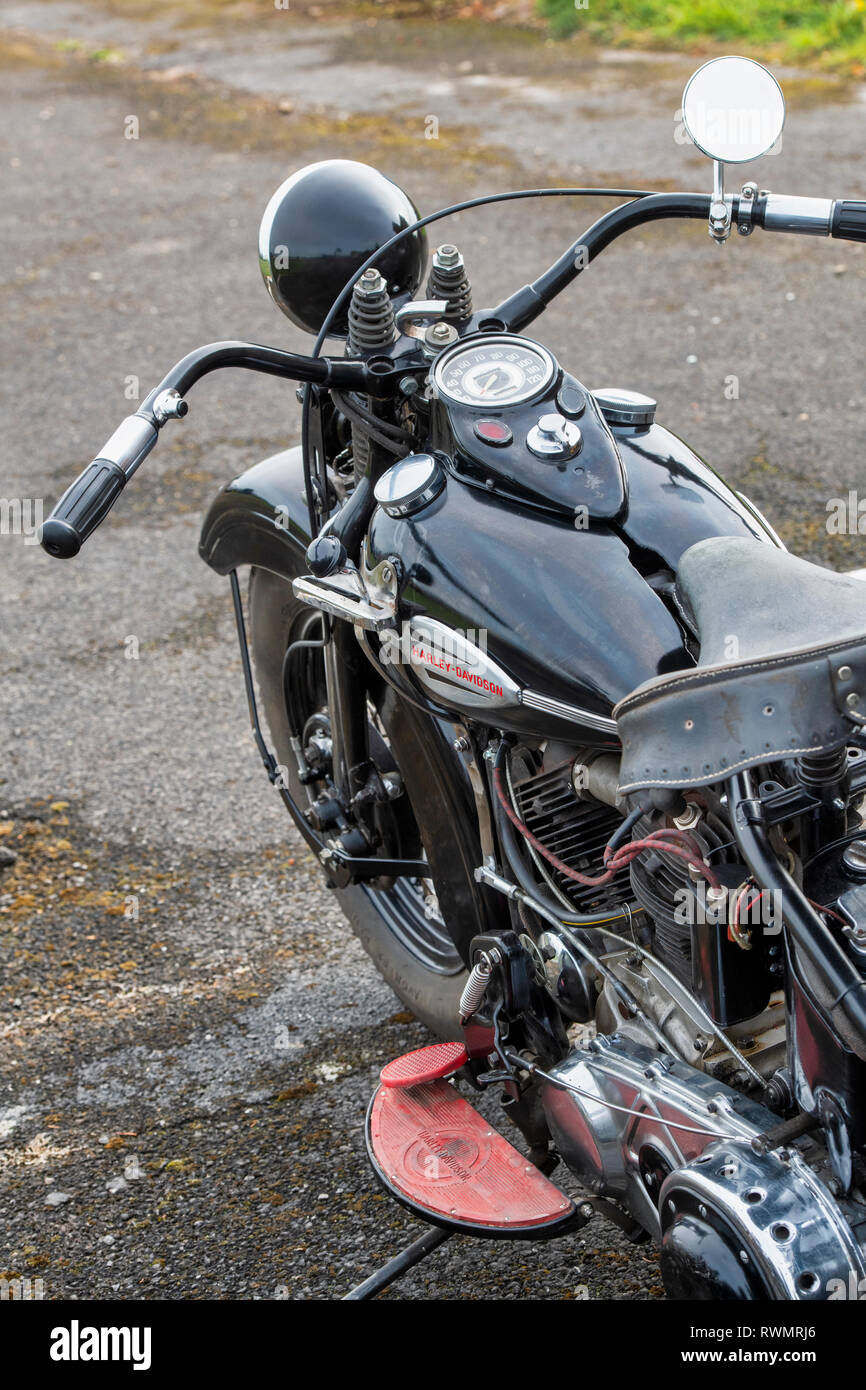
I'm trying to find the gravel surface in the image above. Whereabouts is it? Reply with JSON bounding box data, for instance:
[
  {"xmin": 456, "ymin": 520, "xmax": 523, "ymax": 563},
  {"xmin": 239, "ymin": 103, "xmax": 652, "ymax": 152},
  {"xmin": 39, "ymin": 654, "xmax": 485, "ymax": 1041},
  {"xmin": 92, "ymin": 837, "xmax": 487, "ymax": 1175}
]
[{"xmin": 1, "ymin": 3, "xmax": 865, "ymax": 1301}]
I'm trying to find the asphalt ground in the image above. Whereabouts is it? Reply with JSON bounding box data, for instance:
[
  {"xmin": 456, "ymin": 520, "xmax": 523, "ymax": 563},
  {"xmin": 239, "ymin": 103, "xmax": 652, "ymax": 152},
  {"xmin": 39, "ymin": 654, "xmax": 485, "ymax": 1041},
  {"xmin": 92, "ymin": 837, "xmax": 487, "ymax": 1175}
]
[{"xmin": 1, "ymin": 3, "xmax": 865, "ymax": 1300}]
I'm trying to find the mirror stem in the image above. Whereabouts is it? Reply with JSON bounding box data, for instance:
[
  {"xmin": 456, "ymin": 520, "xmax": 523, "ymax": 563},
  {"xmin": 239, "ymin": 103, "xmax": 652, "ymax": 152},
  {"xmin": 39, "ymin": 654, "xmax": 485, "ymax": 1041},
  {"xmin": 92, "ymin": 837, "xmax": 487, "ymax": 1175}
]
[{"xmin": 709, "ymin": 160, "xmax": 732, "ymax": 243}]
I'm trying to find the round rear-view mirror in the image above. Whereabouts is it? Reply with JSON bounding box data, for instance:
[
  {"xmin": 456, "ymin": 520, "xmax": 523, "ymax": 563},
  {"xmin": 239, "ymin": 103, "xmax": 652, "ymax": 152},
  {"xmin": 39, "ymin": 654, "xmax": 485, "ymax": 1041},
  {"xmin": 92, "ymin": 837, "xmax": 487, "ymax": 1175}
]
[{"xmin": 682, "ymin": 56, "xmax": 785, "ymax": 163}]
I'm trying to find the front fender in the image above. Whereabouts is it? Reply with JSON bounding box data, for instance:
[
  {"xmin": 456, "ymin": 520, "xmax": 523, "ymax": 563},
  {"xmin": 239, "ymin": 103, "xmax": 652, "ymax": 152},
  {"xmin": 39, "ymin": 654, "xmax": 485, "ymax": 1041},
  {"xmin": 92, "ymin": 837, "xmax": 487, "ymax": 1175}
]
[{"xmin": 198, "ymin": 445, "xmax": 312, "ymax": 578}]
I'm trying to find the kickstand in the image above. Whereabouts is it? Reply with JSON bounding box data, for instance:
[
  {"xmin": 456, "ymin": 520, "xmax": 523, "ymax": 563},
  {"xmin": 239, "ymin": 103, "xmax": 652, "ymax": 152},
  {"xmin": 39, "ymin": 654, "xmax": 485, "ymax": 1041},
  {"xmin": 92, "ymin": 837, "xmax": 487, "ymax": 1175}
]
[{"xmin": 342, "ymin": 1226, "xmax": 453, "ymax": 1300}]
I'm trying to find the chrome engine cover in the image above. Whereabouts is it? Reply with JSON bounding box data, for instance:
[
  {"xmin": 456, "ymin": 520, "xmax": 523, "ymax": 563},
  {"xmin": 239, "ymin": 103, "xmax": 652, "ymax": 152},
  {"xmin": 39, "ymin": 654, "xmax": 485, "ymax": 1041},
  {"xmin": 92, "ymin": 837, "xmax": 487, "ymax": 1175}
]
[
  {"xmin": 541, "ymin": 1034, "xmax": 774, "ymax": 1239},
  {"xmin": 540, "ymin": 1033, "xmax": 866, "ymax": 1296}
]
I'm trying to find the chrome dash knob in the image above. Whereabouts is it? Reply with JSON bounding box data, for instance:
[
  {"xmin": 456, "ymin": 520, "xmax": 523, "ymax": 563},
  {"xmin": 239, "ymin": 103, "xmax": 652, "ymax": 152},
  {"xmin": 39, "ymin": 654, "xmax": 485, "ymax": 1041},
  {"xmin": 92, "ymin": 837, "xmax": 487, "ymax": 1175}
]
[{"xmin": 526, "ymin": 413, "xmax": 582, "ymax": 461}]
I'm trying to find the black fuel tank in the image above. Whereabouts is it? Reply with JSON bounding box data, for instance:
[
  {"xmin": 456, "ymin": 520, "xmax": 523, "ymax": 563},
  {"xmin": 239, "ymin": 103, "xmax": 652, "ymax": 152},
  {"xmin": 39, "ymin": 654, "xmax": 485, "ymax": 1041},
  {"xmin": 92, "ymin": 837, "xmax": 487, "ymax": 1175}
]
[
  {"xmin": 367, "ymin": 418, "xmax": 774, "ymax": 743},
  {"xmin": 613, "ymin": 418, "xmax": 775, "ymax": 571}
]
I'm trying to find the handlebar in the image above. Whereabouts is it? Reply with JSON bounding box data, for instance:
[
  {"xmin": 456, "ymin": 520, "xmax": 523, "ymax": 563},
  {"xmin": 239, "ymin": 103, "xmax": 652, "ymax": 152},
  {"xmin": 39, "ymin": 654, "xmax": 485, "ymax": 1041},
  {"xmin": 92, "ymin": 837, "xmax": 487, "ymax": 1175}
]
[
  {"xmin": 40, "ymin": 415, "xmax": 159, "ymax": 558},
  {"xmin": 40, "ymin": 341, "xmax": 370, "ymax": 558},
  {"xmin": 495, "ymin": 192, "xmax": 713, "ymax": 332},
  {"xmin": 832, "ymin": 199, "xmax": 866, "ymax": 243},
  {"xmin": 42, "ymin": 190, "xmax": 866, "ymax": 558},
  {"xmin": 754, "ymin": 195, "xmax": 866, "ymax": 243},
  {"xmin": 495, "ymin": 188, "xmax": 866, "ymax": 332}
]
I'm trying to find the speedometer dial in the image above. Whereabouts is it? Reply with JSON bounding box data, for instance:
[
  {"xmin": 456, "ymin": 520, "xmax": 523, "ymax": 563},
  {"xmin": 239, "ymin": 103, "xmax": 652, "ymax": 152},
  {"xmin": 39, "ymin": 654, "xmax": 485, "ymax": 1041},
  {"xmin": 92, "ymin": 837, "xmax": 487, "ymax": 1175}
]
[{"xmin": 432, "ymin": 335, "xmax": 556, "ymax": 408}]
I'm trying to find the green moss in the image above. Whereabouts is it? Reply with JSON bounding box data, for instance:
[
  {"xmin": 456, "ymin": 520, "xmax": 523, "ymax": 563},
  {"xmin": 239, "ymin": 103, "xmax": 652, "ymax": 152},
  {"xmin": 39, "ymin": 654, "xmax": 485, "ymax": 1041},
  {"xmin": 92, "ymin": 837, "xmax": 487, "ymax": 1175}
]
[{"xmin": 539, "ymin": 0, "xmax": 866, "ymax": 73}]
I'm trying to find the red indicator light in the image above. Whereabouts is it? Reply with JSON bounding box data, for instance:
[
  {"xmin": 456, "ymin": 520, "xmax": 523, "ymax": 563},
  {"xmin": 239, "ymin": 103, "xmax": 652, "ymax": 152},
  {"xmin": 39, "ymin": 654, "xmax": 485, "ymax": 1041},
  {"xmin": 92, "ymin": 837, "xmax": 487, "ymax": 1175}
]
[{"xmin": 474, "ymin": 419, "xmax": 513, "ymax": 447}]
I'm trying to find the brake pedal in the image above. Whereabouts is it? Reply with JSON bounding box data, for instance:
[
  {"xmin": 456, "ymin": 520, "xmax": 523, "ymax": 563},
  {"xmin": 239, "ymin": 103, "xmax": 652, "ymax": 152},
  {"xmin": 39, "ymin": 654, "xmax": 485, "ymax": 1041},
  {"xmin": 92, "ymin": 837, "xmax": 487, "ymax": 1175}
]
[{"xmin": 380, "ymin": 1040, "xmax": 469, "ymax": 1089}]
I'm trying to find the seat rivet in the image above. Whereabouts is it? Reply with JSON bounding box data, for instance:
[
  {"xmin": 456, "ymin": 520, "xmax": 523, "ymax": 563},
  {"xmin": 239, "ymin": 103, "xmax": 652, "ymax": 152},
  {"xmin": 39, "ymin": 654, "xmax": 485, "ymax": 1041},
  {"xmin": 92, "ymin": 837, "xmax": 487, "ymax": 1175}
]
[
  {"xmin": 847, "ymin": 692, "xmax": 861, "ymax": 709},
  {"xmin": 838, "ymin": 665, "xmax": 853, "ymax": 681}
]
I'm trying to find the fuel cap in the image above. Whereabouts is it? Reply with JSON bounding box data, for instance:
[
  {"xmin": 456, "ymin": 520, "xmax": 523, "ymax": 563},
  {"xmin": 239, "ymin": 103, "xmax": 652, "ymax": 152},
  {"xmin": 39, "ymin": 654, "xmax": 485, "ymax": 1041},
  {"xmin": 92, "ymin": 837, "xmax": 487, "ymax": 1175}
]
[
  {"xmin": 592, "ymin": 387, "xmax": 657, "ymax": 427},
  {"xmin": 373, "ymin": 452, "xmax": 445, "ymax": 518}
]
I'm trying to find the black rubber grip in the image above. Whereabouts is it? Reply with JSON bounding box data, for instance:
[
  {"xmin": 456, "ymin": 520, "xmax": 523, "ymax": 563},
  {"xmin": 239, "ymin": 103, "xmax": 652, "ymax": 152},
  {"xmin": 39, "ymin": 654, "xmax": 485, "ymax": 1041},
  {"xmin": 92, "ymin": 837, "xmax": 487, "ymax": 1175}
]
[
  {"xmin": 40, "ymin": 459, "xmax": 127, "ymax": 558},
  {"xmin": 832, "ymin": 200, "xmax": 866, "ymax": 243}
]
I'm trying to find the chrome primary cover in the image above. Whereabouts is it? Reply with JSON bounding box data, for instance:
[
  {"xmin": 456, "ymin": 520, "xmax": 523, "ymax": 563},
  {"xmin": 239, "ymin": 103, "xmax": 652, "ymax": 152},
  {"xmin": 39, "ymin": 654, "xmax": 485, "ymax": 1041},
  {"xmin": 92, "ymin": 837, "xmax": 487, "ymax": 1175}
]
[
  {"xmin": 540, "ymin": 1034, "xmax": 866, "ymax": 1298},
  {"xmin": 541, "ymin": 1034, "xmax": 773, "ymax": 1238}
]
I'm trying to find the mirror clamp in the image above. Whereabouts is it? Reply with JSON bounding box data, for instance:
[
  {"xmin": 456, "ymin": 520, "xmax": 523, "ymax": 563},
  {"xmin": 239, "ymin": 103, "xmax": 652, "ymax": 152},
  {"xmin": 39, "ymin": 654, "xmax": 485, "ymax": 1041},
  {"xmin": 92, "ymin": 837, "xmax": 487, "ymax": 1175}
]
[{"xmin": 737, "ymin": 181, "xmax": 759, "ymax": 237}]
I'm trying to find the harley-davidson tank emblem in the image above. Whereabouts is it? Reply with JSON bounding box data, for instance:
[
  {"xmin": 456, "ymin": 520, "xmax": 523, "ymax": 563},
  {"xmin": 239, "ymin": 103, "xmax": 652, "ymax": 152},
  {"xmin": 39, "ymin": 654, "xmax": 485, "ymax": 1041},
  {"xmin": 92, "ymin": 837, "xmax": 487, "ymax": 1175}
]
[{"xmin": 405, "ymin": 616, "xmax": 522, "ymax": 711}]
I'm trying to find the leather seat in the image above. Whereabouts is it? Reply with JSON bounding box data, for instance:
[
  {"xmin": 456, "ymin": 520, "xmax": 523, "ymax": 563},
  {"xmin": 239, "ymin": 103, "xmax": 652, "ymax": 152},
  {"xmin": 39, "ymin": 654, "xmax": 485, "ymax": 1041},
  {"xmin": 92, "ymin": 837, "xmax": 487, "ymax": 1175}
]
[{"xmin": 614, "ymin": 537, "xmax": 866, "ymax": 795}]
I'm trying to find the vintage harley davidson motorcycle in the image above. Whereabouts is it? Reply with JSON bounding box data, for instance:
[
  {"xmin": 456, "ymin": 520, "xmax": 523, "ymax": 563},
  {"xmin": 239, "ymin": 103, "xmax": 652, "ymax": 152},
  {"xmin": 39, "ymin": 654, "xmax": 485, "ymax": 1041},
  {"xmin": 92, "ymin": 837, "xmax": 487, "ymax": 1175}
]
[{"xmin": 41, "ymin": 56, "xmax": 866, "ymax": 1299}]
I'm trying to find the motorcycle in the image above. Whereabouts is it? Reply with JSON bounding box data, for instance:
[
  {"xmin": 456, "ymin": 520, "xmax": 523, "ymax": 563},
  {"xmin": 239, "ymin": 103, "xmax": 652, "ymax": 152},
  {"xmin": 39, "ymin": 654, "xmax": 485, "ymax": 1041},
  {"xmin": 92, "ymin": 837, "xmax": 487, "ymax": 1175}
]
[{"xmin": 40, "ymin": 54, "xmax": 866, "ymax": 1301}]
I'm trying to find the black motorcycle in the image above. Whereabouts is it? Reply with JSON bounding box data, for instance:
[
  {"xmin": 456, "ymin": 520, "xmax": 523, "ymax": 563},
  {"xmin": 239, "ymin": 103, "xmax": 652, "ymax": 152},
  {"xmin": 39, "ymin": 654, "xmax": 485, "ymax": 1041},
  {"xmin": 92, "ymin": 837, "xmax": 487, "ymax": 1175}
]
[{"xmin": 41, "ymin": 56, "xmax": 866, "ymax": 1301}]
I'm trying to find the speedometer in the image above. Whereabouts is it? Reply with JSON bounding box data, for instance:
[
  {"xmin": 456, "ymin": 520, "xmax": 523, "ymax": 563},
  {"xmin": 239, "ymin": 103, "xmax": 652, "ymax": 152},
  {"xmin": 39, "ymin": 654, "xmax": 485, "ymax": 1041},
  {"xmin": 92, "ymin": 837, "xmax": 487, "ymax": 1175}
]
[{"xmin": 432, "ymin": 335, "xmax": 556, "ymax": 408}]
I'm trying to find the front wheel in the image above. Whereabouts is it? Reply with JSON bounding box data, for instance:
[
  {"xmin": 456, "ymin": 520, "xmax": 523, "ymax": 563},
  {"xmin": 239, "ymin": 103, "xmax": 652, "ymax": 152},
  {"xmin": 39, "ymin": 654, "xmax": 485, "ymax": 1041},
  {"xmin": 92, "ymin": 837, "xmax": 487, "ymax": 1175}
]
[{"xmin": 248, "ymin": 563, "xmax": 494, "ymax": 1038}]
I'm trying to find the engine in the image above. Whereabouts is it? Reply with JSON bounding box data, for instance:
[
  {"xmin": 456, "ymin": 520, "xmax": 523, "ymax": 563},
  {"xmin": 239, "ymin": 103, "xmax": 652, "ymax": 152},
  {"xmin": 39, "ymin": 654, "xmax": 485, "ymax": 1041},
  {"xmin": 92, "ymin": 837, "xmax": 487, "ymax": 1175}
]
[
  {"xmin": 506, "ymin": 746, "xmax": 799, "ymax": 1101},
  {"xmin": 508, "ymin": 746, "xmax": 776, "ymax": 1032},
  {"xmin": 501, "ymin": 741, "xmax": 866, "ymax": 1298},
  {"xmin": 509, "ymin": 750, "xmax": 631, "ymax": 917}
]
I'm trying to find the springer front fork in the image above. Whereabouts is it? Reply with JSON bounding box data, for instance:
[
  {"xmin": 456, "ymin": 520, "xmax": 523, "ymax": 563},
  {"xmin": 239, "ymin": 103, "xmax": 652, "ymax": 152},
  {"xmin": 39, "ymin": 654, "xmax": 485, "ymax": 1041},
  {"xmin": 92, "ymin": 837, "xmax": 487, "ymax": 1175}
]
[{"xmin": 228, "ymin": 569, "xmax": 427, "ymax": 888}]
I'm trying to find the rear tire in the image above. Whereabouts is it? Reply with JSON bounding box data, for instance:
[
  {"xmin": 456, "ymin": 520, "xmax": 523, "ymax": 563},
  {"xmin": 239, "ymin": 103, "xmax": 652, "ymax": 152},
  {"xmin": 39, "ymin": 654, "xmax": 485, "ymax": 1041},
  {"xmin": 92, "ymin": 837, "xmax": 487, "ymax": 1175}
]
[{"xmin": 248, "ymin": 562, "xmax": 492, "ymax": 1039}]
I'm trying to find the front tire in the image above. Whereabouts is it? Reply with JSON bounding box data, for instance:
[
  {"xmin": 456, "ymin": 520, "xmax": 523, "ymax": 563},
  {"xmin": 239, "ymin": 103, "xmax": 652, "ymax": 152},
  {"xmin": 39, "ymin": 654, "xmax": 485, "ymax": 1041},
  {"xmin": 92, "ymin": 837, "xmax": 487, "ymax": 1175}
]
[{"xmin": 248, "ymin": 563, "xmax": 492, "ymax": 1038}]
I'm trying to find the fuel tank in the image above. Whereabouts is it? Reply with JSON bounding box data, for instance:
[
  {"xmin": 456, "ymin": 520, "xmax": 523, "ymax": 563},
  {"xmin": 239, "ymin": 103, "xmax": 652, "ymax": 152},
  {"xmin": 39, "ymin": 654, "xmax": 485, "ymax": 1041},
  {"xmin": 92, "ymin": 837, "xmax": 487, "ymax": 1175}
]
[
  {"xmin": 365, "ymin": 415, "xmax": 776, "ymax": 744},
  {"xmin": 199, "ymin": 415, "xmax": 777, "ymax": 745}
]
